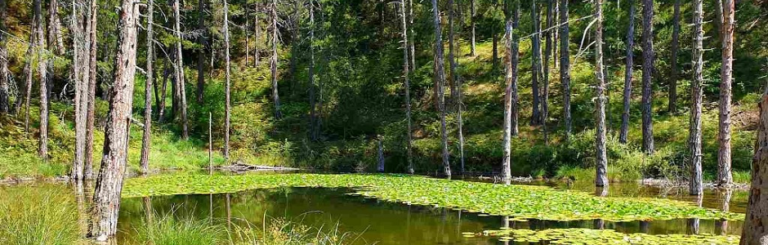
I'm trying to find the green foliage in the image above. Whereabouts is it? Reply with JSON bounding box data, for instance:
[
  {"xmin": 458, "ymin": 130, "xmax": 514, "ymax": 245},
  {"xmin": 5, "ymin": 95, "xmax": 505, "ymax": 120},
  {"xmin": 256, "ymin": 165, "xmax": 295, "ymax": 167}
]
[{"xmin": 123, "ymin": 173, "xmax": 742, "ymax": 221}]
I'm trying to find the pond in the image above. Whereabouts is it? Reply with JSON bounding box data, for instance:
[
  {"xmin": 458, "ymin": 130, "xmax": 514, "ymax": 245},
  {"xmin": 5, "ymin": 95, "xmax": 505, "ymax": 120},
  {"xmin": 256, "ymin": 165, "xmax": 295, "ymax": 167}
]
[{"xmin": 0, "ymin": 172, "xmax": 747, "ymax": 244}]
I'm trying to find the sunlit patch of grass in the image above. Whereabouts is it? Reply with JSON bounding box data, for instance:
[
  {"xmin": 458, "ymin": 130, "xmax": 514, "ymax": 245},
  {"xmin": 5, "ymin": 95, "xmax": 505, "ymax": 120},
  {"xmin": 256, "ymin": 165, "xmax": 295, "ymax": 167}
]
[
  {"xmin": 133, "ymin": 212, "xmax": 224, "ymax": 245},
  {"xmin": 230, "ymin": 216, "xmax": 361, "ymax": 245},
  {"xmin": 0, "ymin": 185, "xmax": 80, "ymax": 245},
  {"xmin": 124, "ymin": 173, "xmax": 742, "ymax": 222}
]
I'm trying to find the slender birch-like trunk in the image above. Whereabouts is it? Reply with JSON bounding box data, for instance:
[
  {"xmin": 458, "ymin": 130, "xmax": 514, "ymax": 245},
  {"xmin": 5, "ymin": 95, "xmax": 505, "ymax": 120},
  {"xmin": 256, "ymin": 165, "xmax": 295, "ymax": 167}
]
[
  {"xmin": 431, "ymin": 0, "xmax": 451, "ymax": 178},
  {"xmin": 271, "ymin": 0, "xmax": 282, "ymax": 119},
  {"xmin": 717, "ymin": 0, "xmax": 734, "ymax": 187},
  {"xmin": 559, "ymin": 0, "xmax": 571, "ymax": 141},
  {"xmin": 173, "ymin": 0, "xmax": 189, "ymax": 139},
  {"xmin": 689, "ymin": 0, "xmax": 704, "ymax": 196},
  {"xmin": 71, "ymin": 0, "xmax": 85, "ymax": 180},
  {"xmin": 502, "ymin": 20, "xmax": 514, "ymax": 182},
  {"xmin": 224, "ymin": 0, "xmax": 231, "ymax": 160},
  {"xmin": 88, "ymin": 0, "xmax": 139, "ymax": 237},
  {"xmin": 140, "ymin": 0, "xmax": 155, "ymax": 174},
  {"xmin": 510, "ymin": 0, "xmax": 519, "ymax": 136},
  {"xmin": 542, "ymin": 0, "xmax": 554, "ymax": 144},
  {"xmin": 594, "ymin": 0, "xmax": 608, "ymax": 188},
  {"xmin": 398, "ymin": 0, "xmax": 414, "ymax": 174},
  {"xmin": 23, "ymin": 29, "xmax": 34, "ymax": 134},
  {"xmin": 35, "ymin": 0, "xmax": 48, "ymax": 159},
  {"xmin": 84, "ymin": 0, "xmax": 98, "ymax": 179},
  {"xmin": 668, "ymin": 0, "xmax": 680, "ymax": 113},
  {"xmin": 641, "ymin": 0, "xmax": 654, "ymax": 154},
  {"xmin": 620, "ymin": 0, "xmax": 636, "ymax": 144}
]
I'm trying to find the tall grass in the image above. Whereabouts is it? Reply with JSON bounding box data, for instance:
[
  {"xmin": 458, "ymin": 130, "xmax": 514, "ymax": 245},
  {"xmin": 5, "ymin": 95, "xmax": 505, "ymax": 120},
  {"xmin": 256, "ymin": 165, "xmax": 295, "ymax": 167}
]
[
  {"xmin": 133, "ymin": 213, "xmax": 223, "ymax": 245},
  {"xmin": 0, "ymin": 186, "xmax": 80, "ymax": 245}
]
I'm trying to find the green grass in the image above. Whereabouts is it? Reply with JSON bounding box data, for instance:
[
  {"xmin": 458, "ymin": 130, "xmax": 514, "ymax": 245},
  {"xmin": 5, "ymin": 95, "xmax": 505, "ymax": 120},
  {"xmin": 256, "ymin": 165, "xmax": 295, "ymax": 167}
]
[
  {"xmin": 123, "ymin": 173, "xmax": 742, "ymax": 222},
  {"xmin": 0, "ymin": 185, "xmax": 80, "ymax": 245},
  {"xmin": 133, "ymin": 213, "xmax": 224, "ymax": 245}
]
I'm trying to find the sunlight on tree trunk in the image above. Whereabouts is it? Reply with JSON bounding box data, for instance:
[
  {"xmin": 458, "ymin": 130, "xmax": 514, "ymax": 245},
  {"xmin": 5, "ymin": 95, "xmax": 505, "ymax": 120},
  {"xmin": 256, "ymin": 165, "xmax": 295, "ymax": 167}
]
[{"xmin": 717, "ymin": 0, "xmax": 734, "ymax": 188}]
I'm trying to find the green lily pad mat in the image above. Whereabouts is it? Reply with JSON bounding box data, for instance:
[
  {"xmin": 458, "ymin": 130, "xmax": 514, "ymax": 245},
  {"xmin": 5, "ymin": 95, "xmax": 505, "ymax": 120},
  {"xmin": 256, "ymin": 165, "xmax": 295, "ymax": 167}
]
[
  {"xmin": 471, "ymin": 228, "xmax": 739, "ymax": 244},
  {"xmin": 123, "ymin": 173, "xmax": 742, "ymax": 222}
]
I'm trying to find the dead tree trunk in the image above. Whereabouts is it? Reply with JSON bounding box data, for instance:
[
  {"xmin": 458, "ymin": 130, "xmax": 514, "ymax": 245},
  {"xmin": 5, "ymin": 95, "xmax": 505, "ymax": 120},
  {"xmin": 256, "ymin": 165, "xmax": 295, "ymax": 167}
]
[
  {"xmin": 530, "ymin": 0, "xmax": 541, "ymax": 126},
  {"xmin": 470, "ymin": 0, "xmax": 475, "ymax": 56},
  {"xmin": 619, "ymin": 0, "xmax": 635, "ymax": 144},
  {"xmin": 72, "ymin": 0, "xmax": 85, "ymax": 180},
  {"xmin": 398, "ymin": 0, "xmax": 414, "ymax": 174},
  {"xmin": 717, "ymin": 0, "xmax": 734, "ymax": 187},
  {"xmin": 408, "ymin": 0, "xmax": 415, "ymax": 69},
  {"xmin": 270, "ymin": 0, "xmax": 282, "ymax": 119},
  {"xmin": 309, "ymin": 0, "xmax": 316, "ymax": 140},
  {"xmin": 84, "ymin": 0, "xmax": 98, "ymax": 179},
  {"xmin": 448, "ymin": 0, "xmax": 457, "ymax": 109},
  {"xmin": 158, "ymin": 56, "xmax": 170, "ymax": 123},
  {"xmin": 88, "ymin": 0, "xmax": 139, "ymax": 238},
  {"xmin": 23, "ymin": 30, "xmax": 34, "ymax": 134},
  {"xmin": 34, "ymin": 0, "xmax": 48, "ymax": 159},
  {"xmin": 502, "ymin": 20, "xmax": 514, "ymax": 182},
  {"xmin": 510, "ymin": 0, "xmax": 519, "ymax": 136},
  {"xmin": 668, "ymin": 0, "xmax": 680, "ymax": 113},
  {"xmin": 559, "ymin": 0, "xmax": 571, "ymax": 141},
  {"xmin": 431, "ymin": 0, "xmax": 451, "ymax": 178},
  {"xmin": 594, "ymin": 0, "xmax": 608, "ymax": 188},
  {"xmin": 140, "ymin": 0, "xmax": 155, "ymax": 174},
  {"xmin": 196, "ymin": 0, "xmax": 205, "ymax": 103},
  {"xmin": 740, "ymin": 86, "xmax": 768, "ymax": 245},
  {"xmin": 0, "ymin": 0, "xmax": 8, "ymax": 115},
  {"xmin": 174, "ymin": 0, "xmax": 189, "ymax": 139},
  {"xmin": 641, "ymin": 0, "xmax": 654, "ymax": 154},
  {"xmin": 377, "ymin": 135, "xmax": 385, "ymax": 172},
  {"xmin": 542, "ymin": 0, "xmax": 554, "ymax": 144},
  {"xmin": 689, "ymin": 0, "xmax": 704, "ymax": 196},
  {"xmin": 224, "ymin": 0, "xmax": 231, "ymax": 160}
]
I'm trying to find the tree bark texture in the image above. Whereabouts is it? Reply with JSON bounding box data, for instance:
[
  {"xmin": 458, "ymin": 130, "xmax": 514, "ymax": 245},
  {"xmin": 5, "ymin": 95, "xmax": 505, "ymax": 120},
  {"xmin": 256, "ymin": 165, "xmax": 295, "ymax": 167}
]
[
  {"xmin": 740, "ymin": 89, "xmax": 768, "ymax": 245},
  {"xmin": 559, "ymin": 0, "xmax": 571, "ymax": 141},
  {"xmin": 510, "ymin": 0, "xmax": 520, "ymax": 136},
  {"xmin": 530, "ymin": 0, "xmax": 542, "ymax": 126},
  {"xmin": 35, "ymin": 0, "xmax": 48, "ymax": 159},
  {"xmin": 271, "ymin": 0, "xmax": 282, "ymax": 119},
  {"xmin": 399, "ymin": 0, "xmax": 414, "ymax": 174},
  {"xmin": 718, "ymin": 0, "xmax": 734, "ymax": 187},
  {"xmin": 502, "ymin": 20, "xmax": 514, "ymax": 182},
  {"xmin": 689, "ymin": 0, "xmax": 704, "ymax": 196},
  {"xmin": 620, "ymin": 0, "xmax": 636, "ymax": 144},
  {"xmin": 641, "ymin": 0, "xmax": 654, "ymax": 154},
  {"xmin": 88, "ymin": 0, "xmax": 139, "ymax": 238},
  {"xmin": 594, "ymin": 0, "xmax": 608, "ymax": 188},
  {"xmin": 196, "ymin": 0, "xmax": 206, "ymax": 103},
  {"xmin": 0, "ymin": 0, "xmax": 8, "ymax": 115},
  {"xmin": 141, "ymin": 0, "xmax": 155, "ymax": 174},
  {"xmin": 431, "ymin": 0, "xmax": 451, "ymax": 177},
  {"xmin": 224, "ymin": 0, "xmax": 232, "ymax": 160},
  {"xmin": 71, "ymin": 0, "xmax": 86, "ymax": 180},
  {"xmin": 174, "ymin": 0, "xmax": 189, "ymax": 139},
  {"xmin": 668, "ymin": 0, "xmax": 680, "ymax": 113}
]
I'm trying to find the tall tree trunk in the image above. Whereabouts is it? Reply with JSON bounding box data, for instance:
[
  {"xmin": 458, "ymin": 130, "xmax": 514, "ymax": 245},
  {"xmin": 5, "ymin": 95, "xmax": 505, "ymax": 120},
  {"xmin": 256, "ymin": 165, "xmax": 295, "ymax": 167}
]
[
  {"xmin": 377, "ymin": 135, "xmax": 385, "ymax": 172},
  {"xmin": 35, "ymin": 0, "xmax": 48, "ymax": 159},
  {"xmin": 309, "ymin": 0, "xmax": 316, "ymax": 141},
  {"xmin": 689, "ymin": 0, "xmax": 704, "ymax": 196},
  {"xmin": 740, "ymin": 88, "xmax": 768, "ymax": 245},
  {"xmin": 408, "ymin": 0, "xmax": 415, "ymax": 69},
  {"xmin": 470, "ymin": 0, "xmax": 475, "ymax": 56},
  {"xmin": 510, "ymin": 0, "xmax": 519, "ymax": 136},
  {"xmin": 196, "ymin": 0, "xmax": 205, "ymax": 103},
  {"xmin": 47, "ymin": 0, "xmax": 63, "ymax": 54},
  {"xmin": 552, "ymin": 0, "xmax": 558, "ymax": 69},
  {"xmin": 270, "ymin": 0, "xmax": 282, "ymax": 119},
  {"xmin": 0, "ymin": 0, "xmax": 8, "ymax": 115},
  {"xmin": 502, "ymin": 20, "xmax": 514, "ymax": 182},
  {"xmin": 668, "ymin": 0, "xmax": 680, "ymax": 113},
  {"xmin": 174, "ymin": 0, "xmax": 189, "ymax": 139},
  {"xmin": 399, "ymin": 0, "xmax": 413, "ymax": 174},
  {"xmin": 641, "ymin": 0, "xmax": 654, "ymax": 154},
  {"xmin": 492, "ymin": 24, "xmax": 498, "ymax": 72},
  {"xmin": 559, "ymin": 0, "xmax": 571, "ymax": 141},
  {"xmin": 71, "ymin": 0, "xmax": 85, "ymax": 180},
  {"xmin": 245, "ymin": 5, "xmax": 250, "ymax": 67},
  {"xmin": 431, "ymin": 0, "xmax": 451, "ymax": 178},
  {"xmin": 448, "ymin": 0, "xmax": 457, "ymax": 110},
  {"xmin": 594, "ymin": 0, "xmax": 608, "ymax": 188},
  {"xmin": 542, "ymin": 0, "xmax": 554, "ymax": 143},
  {"xmin": 254, "ymin": 5, "xmax": 260, "ymax": 67},
  {"xmin": 141, "ymin": 0, "xmax": 155, "ymax": 174},
  {"xmin": 158, "ymin": 57, "xmax": 170, "ymax": 123},
  {"xmin": 84, "ymin": 0, "xmax": 98, "ymax": 179},
  {"xmin": 23, "ymin": 29, "xmax": 34, "ymax": 135},
  {"xmin": 88, "ymin": 0, "xmax": 139, "ymax": 237},
  {"xmin": 224, "ymin": 0, "xmax": 231, "ymax": 160},
  {"xmin": 530, "ymin": 0, "xmax": 541, "ymax": 126},
  {"xmin": 717, "ymin": 0, "xmax": 734, "ymax": 187},
  {"xmin": 714, "ymin": 0, "xmax": 723, "ymax": 45},
  {"xmin": 620, "ymin": 0, "xmax": 636, "ymax": 144}
]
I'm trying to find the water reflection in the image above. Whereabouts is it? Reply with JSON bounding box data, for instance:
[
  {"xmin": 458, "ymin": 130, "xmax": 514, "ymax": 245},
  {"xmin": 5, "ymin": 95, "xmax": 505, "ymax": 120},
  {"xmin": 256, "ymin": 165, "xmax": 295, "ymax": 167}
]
[
  {"xmin": 687, "ymin": 194, "xmax": 703, "ymax": 235},
  {"xmin": 715, "ymin": 188, "xmax": 733, "ymax": 235}
]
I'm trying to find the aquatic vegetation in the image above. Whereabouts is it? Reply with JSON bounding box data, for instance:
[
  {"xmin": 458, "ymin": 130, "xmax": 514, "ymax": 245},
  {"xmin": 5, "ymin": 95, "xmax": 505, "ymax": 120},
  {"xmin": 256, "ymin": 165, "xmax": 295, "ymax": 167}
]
[
  {"xmin": 470, "ymin": 228, "xmax": 740, "ymax": 245},
  {"xmin": 123, "ymin": 173, "xmax": 743, "ymax": 222},
  {"xmin": 230, "ymin": 217, "xmax": 361, "ymax": 245},
  {"xmin": 0, "ymin": 185, "xmax": 81, "ymax": 245}
]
